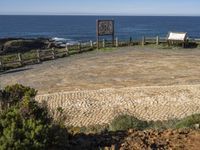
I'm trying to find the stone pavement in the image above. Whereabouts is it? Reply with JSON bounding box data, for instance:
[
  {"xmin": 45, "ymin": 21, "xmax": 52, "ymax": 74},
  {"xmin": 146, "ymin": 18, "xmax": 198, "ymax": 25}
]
[{"xmin": 36, "ymin": 85, "xmax": 200, "ymax": 127}]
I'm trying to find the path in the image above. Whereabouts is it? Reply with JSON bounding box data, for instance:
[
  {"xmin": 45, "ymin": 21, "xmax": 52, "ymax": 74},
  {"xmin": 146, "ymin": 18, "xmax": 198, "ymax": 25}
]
[
  {"xmin": 1, "ymin": 47, "xmax": 200, "ymax": 94},
  {"xmin": 36, "ymin": 85, "xmax": 200, "ymax": 126}
]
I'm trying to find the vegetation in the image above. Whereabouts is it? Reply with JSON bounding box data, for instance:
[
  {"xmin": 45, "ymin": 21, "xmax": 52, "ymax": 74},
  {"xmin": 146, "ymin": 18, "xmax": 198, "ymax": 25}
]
[
  {"xmin": 0, "ymin": 84, "xmax": 68, "ymax": 150},
  {"xmin": 0, "ymin": 84, "xmax": 37, "ymax": 109},
  {"xmin": 108, "ymin": 114, "xmax": 200, "ymax": 132},
  {"xmin": 175, "ymin": 114, "xmax": 200, "ymax": 129},
  {"xmin": 109, "ymin": 115, "xmax": 148, "ymax": 131},
  {"xmin": 65, "ymin": 114, "xmax": 200, "ymax": 135},
  {"xmin": 1, "ymin": 84, "xmax": 200, "ymax": 149},
  {"xmin": 98, "ymin": 47, "xmax": 116, "ymax": 52}
]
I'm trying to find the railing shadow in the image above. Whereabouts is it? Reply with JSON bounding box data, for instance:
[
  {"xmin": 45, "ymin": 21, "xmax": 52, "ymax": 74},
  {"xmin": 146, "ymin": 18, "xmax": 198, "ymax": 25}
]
[{"xmin": 0, "ymin": 67, "xmax": 33, "ymax": 75}]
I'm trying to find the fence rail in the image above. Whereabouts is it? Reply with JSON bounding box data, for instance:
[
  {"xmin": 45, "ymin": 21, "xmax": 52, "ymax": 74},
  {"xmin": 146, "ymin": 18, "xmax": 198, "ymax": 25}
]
[
  {"xmin": 0, "ymin": 42, "xmax": 95, "ymax": 71},
  {"xmin": 0, "ymin": 36, "xmax": 199, "ymax": 72}
]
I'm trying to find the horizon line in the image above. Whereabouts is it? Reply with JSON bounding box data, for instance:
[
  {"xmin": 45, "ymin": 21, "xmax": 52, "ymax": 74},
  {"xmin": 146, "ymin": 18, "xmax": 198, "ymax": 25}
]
[
  {"xmin": 0, "ymin": 14, "xmax": 200, "ymax": 17},
  {"xmin": 0, "ymin": 12, "xmax": 200, "ymax": 17}
]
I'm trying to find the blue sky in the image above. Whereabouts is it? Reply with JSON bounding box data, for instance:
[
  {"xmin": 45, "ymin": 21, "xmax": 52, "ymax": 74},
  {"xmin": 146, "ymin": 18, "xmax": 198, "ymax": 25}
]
[{"xmin": 0, "ymin": 0, "xmax": 199, "ymax": 16}]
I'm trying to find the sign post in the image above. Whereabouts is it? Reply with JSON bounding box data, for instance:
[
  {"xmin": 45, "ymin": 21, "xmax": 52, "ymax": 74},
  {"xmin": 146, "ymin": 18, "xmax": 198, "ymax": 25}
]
[{"xmin": 96, "ymin": 20, "xmax": 115, "ymax": 49}]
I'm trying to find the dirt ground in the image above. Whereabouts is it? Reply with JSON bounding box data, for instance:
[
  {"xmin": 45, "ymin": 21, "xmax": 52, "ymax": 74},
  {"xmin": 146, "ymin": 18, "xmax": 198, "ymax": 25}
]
[
  {"xmin": 119, "ymin": 129, "xmax": 200, "ymax": 150},
  {"xmin": 1, "ymin": 46, "xmax": 200, "ymax": 94},
  {"xmin": 68, "ymin": 129, "xmax": 200, "ymax": 150}
]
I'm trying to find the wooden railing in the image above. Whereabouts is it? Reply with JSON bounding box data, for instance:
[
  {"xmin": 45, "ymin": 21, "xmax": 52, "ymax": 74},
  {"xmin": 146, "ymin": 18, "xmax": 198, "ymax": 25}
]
[
  {"xmin": 0, "ymin": 42, "xmax": 95, "ymax": 71},
  {"xmin": 1, "ymin": 35, "xmax": 199, "ymax": 72}
]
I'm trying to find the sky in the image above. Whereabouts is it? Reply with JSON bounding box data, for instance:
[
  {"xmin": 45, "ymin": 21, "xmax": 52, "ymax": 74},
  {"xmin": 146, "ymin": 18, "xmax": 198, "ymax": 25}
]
[{"xmin": 0, "ymin": 0, "xmax": 200, "ymax": 16}]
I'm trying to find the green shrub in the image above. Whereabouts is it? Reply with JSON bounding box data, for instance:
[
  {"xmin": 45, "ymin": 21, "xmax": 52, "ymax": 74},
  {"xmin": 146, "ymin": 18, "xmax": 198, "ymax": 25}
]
[
  {"xmin": 147, "ymin": 119, "xmax": 179, "ymax": 130},
  {"xmin": 0, "ymin": 97, "xmax": 51, "ymax": 149},
  {"xmin": 175, "ymin": 114, "xmax": 200, "ymax": 129},
  {"xmin": 0, "ymin": 84, "xmax": 69, "ymax": 150},
  {"xmin": 109, "ymin": 115, "xmax": 148, "ymax": 131},
  {"xmin": 1, "ymin": 84, "xmax": 37, "ymax": 109}
]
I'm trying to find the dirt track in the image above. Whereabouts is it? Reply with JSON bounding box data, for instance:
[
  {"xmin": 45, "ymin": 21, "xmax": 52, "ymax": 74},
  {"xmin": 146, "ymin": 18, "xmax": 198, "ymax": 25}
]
[
  {"xmin": 1, "ymin": 47, "xmax": 200, "ymax": 93},
  {"xmin": 1, "ymin": 46, "xmax": 200, "ymax": 126}
]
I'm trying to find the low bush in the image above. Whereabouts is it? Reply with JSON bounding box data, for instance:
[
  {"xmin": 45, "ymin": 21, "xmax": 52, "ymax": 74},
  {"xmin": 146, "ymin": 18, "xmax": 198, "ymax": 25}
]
[
  {"xmin": 0, "ymin": 84, "xmax": 69, "ymax": 150},
  {"xmin": 147, "ymin": 119, "xmax": 179, "ymax": 130},
  {"xmin": 0, "ymin": 84, "xmax": 37, "ymax": 110},
  {"xmin": 109, "ymin": 115, "xmax": 148, "ymax": 131},
  {"xmin": 175, "ymin": 114, "xmax": 200, "ymax": 129},
  {"xmin": 108, "ymin": 114, "xmax": 200, "ymax": 132}
]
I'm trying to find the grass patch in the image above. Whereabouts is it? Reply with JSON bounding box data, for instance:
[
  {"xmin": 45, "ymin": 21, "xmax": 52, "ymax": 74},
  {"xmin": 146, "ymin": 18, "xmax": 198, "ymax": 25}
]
[
  {"xmin": 144, "ymin": 43, "xmax": 172, "ymax": 49},
  {"xmin": 21, "ymin": 50, "xmax": 37, "ymax": 60},
  {"xmin": 97, "ymin": 47, "xmax": 116, "ymax": 52},
  {"xmin": 0, "ymin": 54, "xmax": 18, "ymax": 62}
]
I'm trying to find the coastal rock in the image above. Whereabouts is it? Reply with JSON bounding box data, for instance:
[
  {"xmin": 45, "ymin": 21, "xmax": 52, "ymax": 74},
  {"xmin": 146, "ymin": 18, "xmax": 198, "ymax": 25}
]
[{"xmin": 1, "ymin": 39, "xmax": 48, "ymax": 54}]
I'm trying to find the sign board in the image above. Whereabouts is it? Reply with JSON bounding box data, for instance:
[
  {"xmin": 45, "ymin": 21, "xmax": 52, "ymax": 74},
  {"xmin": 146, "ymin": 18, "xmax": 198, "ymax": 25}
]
[
  {"xmin": 97, "ymin": 20, "xmax": 114, "ymax": 36},
  {"xmin": 168, "ymin": 32, "xmax": 187, "ymax": 41},
  {"xmin": 96, "ymin": 20, "xmax": 115, "ymax": 49}
]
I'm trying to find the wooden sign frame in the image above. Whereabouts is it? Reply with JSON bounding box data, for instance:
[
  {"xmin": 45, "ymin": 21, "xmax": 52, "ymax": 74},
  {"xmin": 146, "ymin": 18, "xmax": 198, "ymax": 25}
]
[{"xmin": 96, "ymin": 20, "xmax": 115, "ymax": 49}]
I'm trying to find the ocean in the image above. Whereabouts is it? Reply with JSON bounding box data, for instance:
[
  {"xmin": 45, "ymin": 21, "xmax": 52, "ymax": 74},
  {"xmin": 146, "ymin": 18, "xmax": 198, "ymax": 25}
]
[{"xmin": 0, "ymin": 15, "xmax": 200, "ymax": 42}]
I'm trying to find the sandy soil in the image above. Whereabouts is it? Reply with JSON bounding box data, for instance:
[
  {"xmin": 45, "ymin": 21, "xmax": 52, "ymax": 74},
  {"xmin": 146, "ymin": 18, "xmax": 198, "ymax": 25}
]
[{"xmin": 1, "ymin": 46, "xmax": 200, "ymax": 94}]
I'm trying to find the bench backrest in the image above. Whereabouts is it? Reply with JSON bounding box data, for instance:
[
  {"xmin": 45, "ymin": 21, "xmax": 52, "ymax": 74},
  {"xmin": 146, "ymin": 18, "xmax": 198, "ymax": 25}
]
[{"xmin": 167, "ymin": 32, "xmax": 187, "ymax": 41}]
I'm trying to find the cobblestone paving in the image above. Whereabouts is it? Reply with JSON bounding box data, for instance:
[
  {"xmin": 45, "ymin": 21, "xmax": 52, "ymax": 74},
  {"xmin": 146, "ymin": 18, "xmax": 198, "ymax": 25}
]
[{"xmin": 36, "ymin": 85, "xmax": 200, "ymax": 127}]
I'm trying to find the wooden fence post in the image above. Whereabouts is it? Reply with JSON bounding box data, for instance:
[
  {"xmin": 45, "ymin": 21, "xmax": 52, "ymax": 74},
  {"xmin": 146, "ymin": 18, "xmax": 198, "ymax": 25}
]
[
  {"xmin": 156, "ymin": 36, "xmax": 160, "ymax": 45},
  {"xmin": 129, "ymin": 37, "xmax": 132, "ymax": 46},
  {"xmin": 52, "ymin": 48, "xmax": 55, "ymax": 59},
  {"xmin": 111, "ymin": 144, "xmax": 116, "ymax": 150},
  {"xmin": 65, "ymin": 44, "xmax": 69, "ymax": 55},
  {"xmin": 0, "ymin": 60, "xmax": 3, "ymax": 71},
  {"xmin": 142, "ymin": 36, "xmax": 146, "ymax": 46},
  {"xmin": 37, "ymin": 49, "xmax": 40, "ymax": 63},
  {"xmin": 115, "ymin": 37, "xmax": 119, "ymax": 47},
  {"xmin": 18, "ymin": 53, "xmax": 23, "ymax": 66},
  {"xmin": 78, "ymin": 43, "xmax": 82, "ymax": 52},
  {"xmin": 90, "ymin": 40, "xmax": 93, "ymax": 48},
  {"xmin": 102, "ymin": 39, "xmax": 105, "ymax": 48},
  {"xmin": 97, "ymin": 37, "xmax": 99, "ymax": 49}
]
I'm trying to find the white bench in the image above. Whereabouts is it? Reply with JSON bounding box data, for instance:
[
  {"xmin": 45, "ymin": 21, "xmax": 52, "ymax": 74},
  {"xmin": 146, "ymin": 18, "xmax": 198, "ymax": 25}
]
[{"xmin": 167, "ymin": 32, "xmax": 188, "ymax": 48}]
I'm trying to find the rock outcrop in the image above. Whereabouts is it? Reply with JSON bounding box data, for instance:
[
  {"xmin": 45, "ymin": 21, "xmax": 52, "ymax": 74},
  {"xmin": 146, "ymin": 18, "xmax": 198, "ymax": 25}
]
[{"xmin": 0, "ymin": 38, "xmax": 48, "ymax": 54}]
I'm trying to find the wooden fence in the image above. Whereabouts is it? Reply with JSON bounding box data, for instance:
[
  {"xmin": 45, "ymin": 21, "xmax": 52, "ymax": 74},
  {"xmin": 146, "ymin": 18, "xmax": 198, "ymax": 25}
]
[
  {"xmin": 0, "ymin": 41, "xmax": 95, "ymax": 71},
  {"xmin": 1, "ymin": 36, "xmax": 199, "ymax": 72}
]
